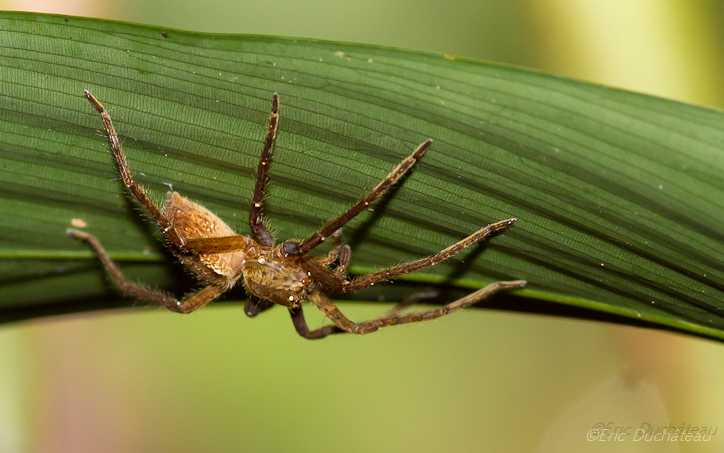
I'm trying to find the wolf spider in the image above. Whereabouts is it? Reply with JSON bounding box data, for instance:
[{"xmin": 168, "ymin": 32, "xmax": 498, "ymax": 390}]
[{"xmin": 68, "ymin": 90, "xmax": 525, "ymax": 339}]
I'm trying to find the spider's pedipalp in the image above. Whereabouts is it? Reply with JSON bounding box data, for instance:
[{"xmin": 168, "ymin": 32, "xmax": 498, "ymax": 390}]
[{"xmin": 281, "ymin": 240, "xmax": 302, "ymax": 257}]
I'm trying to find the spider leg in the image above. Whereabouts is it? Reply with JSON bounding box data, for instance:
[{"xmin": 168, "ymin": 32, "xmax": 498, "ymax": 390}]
[
  {"xmin": 308, "ymin": 280, "xmax": 526, "ymax": 335},
  {"xmin": 288, "ymin": 306, "xmax": 344, "ymax": 339},
  {"xmin": 67, "ymin": 228, "xmax": 224, "ymax": 313},
  {"xmin": 248, "ymin": 93, "xmax": 279, "ymax": 247},
  {"xmin": 183, "ymin": 236, "xmax": 253, "ymax": 254},
  {"xmin": 83, "ymin": 90, "xmax": 185, "ymax": 247},
  {"xmin": 292, "ymin": 139, "xmax": 432, "ymax": 256},
  {"xmin": 342, "ymin": 218, "xmax": 517, "ymax": 292},
  {"xmin": 174, "ymin": 285, "xmax": 229, "ymax": 313}
]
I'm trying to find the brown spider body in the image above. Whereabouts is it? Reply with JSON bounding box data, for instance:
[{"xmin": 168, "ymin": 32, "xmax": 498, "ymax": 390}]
[
  {"xmin": 69, "ymin": 90, "xmax": 526, "ymax": 339},
  {"xmin": 167, "ymin": 191, "xmax": 319, "ymax": 307}
]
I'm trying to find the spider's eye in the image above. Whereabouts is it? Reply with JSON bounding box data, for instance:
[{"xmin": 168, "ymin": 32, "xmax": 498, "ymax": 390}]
[{"xmin": 282, "ymin": 241, "xmax": 301, "ymax": 256}]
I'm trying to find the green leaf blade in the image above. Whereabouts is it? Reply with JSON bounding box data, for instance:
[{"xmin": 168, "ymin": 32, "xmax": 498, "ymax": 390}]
[{"xmin": 1, "ymin": 11, "xmax": 724, "ymax": 340}]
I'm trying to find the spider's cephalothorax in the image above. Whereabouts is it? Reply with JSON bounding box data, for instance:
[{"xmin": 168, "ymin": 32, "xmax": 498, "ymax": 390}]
[{"xmin": 69, "ymin": 90, "xmax": 525, "ymax": 339}]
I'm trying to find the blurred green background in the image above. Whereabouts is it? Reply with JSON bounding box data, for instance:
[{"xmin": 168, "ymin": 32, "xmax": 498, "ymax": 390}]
[{"xmin": 2, "ymin": 0, "xmax": 724, "ymax": 452}]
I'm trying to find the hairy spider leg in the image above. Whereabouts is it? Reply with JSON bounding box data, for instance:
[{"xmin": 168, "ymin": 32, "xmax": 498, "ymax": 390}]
[
  {"xmin": 248, "ymin": 92, "xmax": 279, "ymax": 247},
  {"xmin": 341, "ymin": 218, "xmax": 518, "ymax": 292},
  {"xmin": 287, "ymin": 217, "xmax": 524, "ymax": 337},
  {"xmin": 83, "ymin": 90, "xmax": 185, "ymax": 248},
  {"xmin": 289, "ymin": 290, "xmax": 438, "ymax": 339},
  {"xmin": 304, "ymin": 280, "xmax": 526, "ymax": 336},
  {"xmin": 293, "ymin": 139, "xmax": 433, "ymax": 256},
  {"xmin": 67, "ymin": 229, "xmax": 225, "ymax": 313}
]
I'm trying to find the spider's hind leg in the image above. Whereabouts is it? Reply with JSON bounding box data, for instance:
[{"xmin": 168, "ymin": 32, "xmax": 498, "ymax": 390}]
[
  {"xmin": 67, "ymin": 228, "xmax": 224, "ymax": 313},
  {"xmin": 308, "ymin": 280, "xmax": 526, "ymax": 335}
]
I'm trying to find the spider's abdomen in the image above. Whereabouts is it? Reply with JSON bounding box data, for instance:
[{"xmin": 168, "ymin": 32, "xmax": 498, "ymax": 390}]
[
  {"xmin": 243, "ymin": 259, "xmax": 309, "ymax": 308},
  {"xmin": 165, "ymin": 191, "xmax": 248, "ymax": 285}
]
